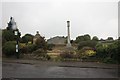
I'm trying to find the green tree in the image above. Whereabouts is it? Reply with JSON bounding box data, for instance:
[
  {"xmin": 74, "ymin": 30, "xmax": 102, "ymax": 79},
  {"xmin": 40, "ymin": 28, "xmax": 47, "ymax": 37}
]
[
  {"xmin": 95, "ymin": 41, "xmax": 119, "ymax": 63},
  {"xmin": 75, "ymin": 34, "xmax": 91, "ymax": 44},
  {"xmin": 21, "ymin": 34, "xmax": 33, "ymax": 44},
  {"xmin": 107, "ymin": 40, "xmax": 119, "ymax": 63},
  {"xmin": 77, "ymin": 41, "xmax": 97, "ymax": 50},
  {"xmin": 32, "ymin": 37, "xmax": 50, "ymax": 60},
  {"xmin": 2, "ymin": 41, "xmax": 16, "ymax": 57},
  {"xmin": 2, "ymin": 29, "xmax": 21, "ymax": 44},
  {"xmin": 107, "ymin": 37, "xmax": 113, "ymax": 41},
  {"xmin": 47, "ymin": 44, "xmax": 55, "ymax": 50},
  {"xmin": 84, "ymin": 34, "xmax": 91, "ymax": 41},
  {"xmin": 2, "ymin": 29, "xmax": 14, "ymax": 41},
  {"xmin": 92, "ymin": 36, "xmax": 99, "ymax": 41},
  {"xmin": 76, "ymin": 47, "xmax": 96, "ymax": 59},
  {"xmin": 19, "ymin": 43, "xmax": 37, "ymax": 53},
  {"xmin": 35, "ymin": 37, "xmax": 47, "ymax": 50},
  {"xmin": 95, "ymin": 43, "xmax": 108, "ymax": 59},
  {"xmin": 75, "ymin": 36, "xmax": 84, "ymax": 43}
]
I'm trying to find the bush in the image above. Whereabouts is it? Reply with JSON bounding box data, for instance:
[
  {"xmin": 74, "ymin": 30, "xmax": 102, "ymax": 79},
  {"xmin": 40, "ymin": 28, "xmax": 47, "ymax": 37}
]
[
  {"xmin": 20, "ymin": 46, "xmax": 28, "ymax": 53},
  {"xmin": 47, "ymin": 44, "xmax": 55, "ymax": 50},
  {"xmin": 32, "ymin": 49, "xmax": 50, "ymax": 60},
  {"xmin": 27, "ymin": 44, "xmax": 37, "ymax": 53},
  {"xmin": 75, "ymin": 34, "xmax": 91, "ymax": 43},
  {"xmin": 76, "ymin": 47, "xmax": 96, "ymax": 59},
  {"xmin": 35, "ymin": 37, "xmax": 47, "ymax": 50},
  {"xmin": 103, "ymin": 57, "xmax": 116, "ymax": 64},
  {"xmin": 2, "ymin": 41, "xmax": 16, "ymax": 57},
  {"xmin": 33, "ymin": 48, "xmax": 46, "ymax": 54},
  {"xmin": 19, "ymin": 43, "xmax": 27, "ymax": 53},
  {"xmin": 85, "ymin": 50, "xmax": 96, "ymax": 56},
  {"xmin": 95, "ymin": 40, "xmax": 119, "ymax": 63},
  {"xmin": 2, "ymin": 29, "xmax": 21, "ymax": 43},
  {"xmin": 21, "ymin": 34, "xmax": 33, "ymax": 44},
  {"xmin": 77, "ymin": 41, "xmax": 97, "ymax": 50},
  {"xmin": 95, "ymin": 43, "xmax": 108, "ymax": 58},
  {"xmin": 60, "ymin": 51, "xmax": 75, "ymax": 59},
  {"xmin": 19, "ymin": 44, "xmax": 37, "ymax": 53},
  {"xmin": 107, "ymin": 41, "xmax": 119, "ymax": 63}
]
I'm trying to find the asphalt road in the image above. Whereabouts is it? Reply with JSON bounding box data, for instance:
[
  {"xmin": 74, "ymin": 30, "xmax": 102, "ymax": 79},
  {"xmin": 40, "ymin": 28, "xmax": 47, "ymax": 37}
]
[{"xmin": 2, "ymin": 61, "xmax": 118, "ymax": 78}]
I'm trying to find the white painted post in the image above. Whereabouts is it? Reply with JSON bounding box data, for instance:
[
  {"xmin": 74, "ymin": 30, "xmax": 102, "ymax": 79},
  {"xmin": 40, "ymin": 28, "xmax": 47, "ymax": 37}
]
[{"xmin": 67, "ymin": 21, "xmax": 71, "ymax": 47}]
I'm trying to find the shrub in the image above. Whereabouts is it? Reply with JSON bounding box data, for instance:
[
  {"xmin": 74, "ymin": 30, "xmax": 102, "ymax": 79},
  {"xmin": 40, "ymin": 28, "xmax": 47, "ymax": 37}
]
[
  {"xmin": 85, "ymin": 50, "xmax": 96, "ymax": 56},
  {"xmin": 60, "ymin": 51, "xmax": 75, "ymax": 59},
  {"xmin": 19, "ymin": 44, "xmax": 37, "ymax": 53},
  {"xmin": 107, "ymin": 41, "xmax": 119, "ymax": 63},
  {"xmin": 35, "ymin": 37, "xmax": 47, "ymax": 50},
  {"xmin": 32, "ymin": 49, "xmax": 50, "ymax": 60},
  {"xmin": 33, "ymin": 48, "xmax": 46, "ymax": 54},
  {"xmin": 77, "ymin": 41, "xmax": 97, "ymax": 50},
  {"xmin": 21, "ymin": 34, "xmax": 33, "ymax": 44},
  {"xmin": 27, "ymin": 44, "xmax": 37, "ymax": 53},
  {"xmin": 19, "ymin": 43, "xmax": 27, "ymax": 53},
  {"xmin": 75, "ymin": 34, "xmax": 91, "ymax": 43},
  {"xmin": 103, "ymin": 57, "xmax": 116, "ymax": 64},
  {"xmin": 47, "ymin": 44, "xmax": 55, "ymax": 50},
  {"xmin": 95, "ymin": 43, "xmax": 108, "ymax": 58},
  {"xmin": 76, "ymin": 47, "xmax": 96, "ymax": 59},
  {"xmin": 95, "ymin": 40, "xmax": 119, "ymax": 63},
  {"xmin": 2, "ymin": 29, "xmax": 21, "ymax": 43},
  {"xmin": 2, "ymin": 41, "xmax": 16, "ymax": 57},
  {"xmin": 92, "ymin": 36, "xmax": 99, "ymax": 41}
]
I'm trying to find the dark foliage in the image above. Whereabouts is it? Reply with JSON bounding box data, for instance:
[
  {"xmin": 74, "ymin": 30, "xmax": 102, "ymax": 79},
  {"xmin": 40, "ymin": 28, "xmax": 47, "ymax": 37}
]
[
  {"xmin": 2, "ymin": 29, "xmax": 21, "ymax": 44},
  {"xmin": 47, "ymin": 44, "xmax": 55, "ymax": 50},
  {"xmin": 2, "ymin": 41, "xmax": 16, "ymax": 57},
  {"xmin": 21, "ymin": 34, "xmax": 34, "ymax": 44},
  {"xmin": 60, "ymin": 51, "xmax": 75, "ymax": 59},
  {"xmin": 32, "ymin": 49, "xmax": 50, "ymax": 60},
  {"xmin": 20, "ymin": 44, "xmax": 37, "ymax": 53},
  {"xmin": 35, "ymin": 37, "xmax": 47, "ymax": 50},
  {"xmin": 75, "ymin": 34, "xmax": 91, "ymax": 43},
  {"xmin": 77, "ymin": 41, "xmax": 97, "ymax": 50},
  {"xmin": 95, "ymin": 40, "xmax": 119, "ymax": 63}
]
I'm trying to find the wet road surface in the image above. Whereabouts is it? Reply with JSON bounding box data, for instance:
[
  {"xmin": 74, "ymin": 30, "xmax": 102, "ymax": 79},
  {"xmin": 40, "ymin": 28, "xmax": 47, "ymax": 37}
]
[{"xmin": 2, "ymin": 61, "xmax": 118, "ymax": 78}]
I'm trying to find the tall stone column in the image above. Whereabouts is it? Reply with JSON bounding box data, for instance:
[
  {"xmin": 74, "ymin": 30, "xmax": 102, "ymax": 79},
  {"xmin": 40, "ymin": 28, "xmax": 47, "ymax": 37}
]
[{"xmin": 66, "ymin": 21, "xmax": 71, "ymax": 47}]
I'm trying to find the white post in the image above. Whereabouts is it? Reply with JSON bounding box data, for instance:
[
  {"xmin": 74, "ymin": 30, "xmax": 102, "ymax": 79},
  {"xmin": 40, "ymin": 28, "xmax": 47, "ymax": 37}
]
[{"xmin": 67, "ymin": 21, "xmax": 71, "ymax": 47}]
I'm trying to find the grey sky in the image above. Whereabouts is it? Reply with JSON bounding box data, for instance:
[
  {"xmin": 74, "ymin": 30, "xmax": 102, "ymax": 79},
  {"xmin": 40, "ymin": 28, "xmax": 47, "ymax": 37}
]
[{"xmin": 2, "ymin": 0, "xmax": 118, "ymax": 40}]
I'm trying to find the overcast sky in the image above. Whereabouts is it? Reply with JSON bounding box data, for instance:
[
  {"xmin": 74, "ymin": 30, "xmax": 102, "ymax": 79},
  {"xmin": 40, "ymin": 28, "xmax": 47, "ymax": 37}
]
[{"xmin": 1, "ymin": 0, "xmax": 119, "ymax": 40}]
